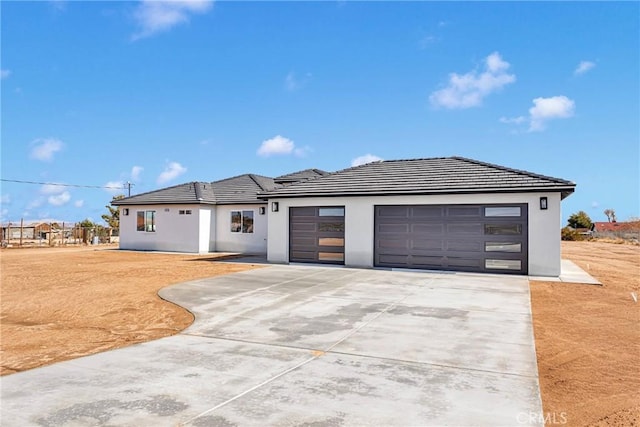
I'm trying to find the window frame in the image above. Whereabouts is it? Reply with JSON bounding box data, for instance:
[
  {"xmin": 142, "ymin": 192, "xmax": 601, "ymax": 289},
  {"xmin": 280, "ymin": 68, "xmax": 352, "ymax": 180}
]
[
  {"xmin": 136, "ymin": 210, "xmax": 156, "ymax": 232},
  {"xmin": 231, "ymin": 210, "xmax": 254, "ymax": 234}
]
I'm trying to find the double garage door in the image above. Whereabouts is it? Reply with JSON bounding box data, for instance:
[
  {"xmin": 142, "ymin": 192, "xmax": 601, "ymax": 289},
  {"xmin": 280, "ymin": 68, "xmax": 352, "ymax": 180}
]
[
  {"xmin": 289, "ymin": 204, "xmax": 528, "ymax": 274},
  {"xmin": 374, "ymin": 204, "xmax": 528, "ymax": 274}
]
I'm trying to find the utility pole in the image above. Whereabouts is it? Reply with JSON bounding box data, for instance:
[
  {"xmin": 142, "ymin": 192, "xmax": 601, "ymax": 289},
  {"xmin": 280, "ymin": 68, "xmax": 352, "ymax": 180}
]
[{"xmin": 126, "ymin": 181, "xmax": 134, "ymax": 197}]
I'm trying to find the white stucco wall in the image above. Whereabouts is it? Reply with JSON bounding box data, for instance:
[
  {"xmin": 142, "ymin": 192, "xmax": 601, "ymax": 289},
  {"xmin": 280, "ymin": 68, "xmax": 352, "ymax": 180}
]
[
  {"xmin": 215, "ymin": 204, "xmax": 268, "ymax": 254},
  {"xmin": 266, "ymin": 192, "xmax": 563, "ymax": 276},
  {"xmin": 119, "ymin": 204, "xmax": 209, "ymax": 253}
]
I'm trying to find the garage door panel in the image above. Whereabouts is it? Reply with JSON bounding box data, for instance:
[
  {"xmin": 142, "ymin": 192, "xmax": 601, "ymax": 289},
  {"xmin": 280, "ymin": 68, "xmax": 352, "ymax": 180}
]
[
  {"xmin": 374, "ymin": 204, "xmax": 528, "ymax": 274},
  {"xmin": 377, "ymin": 206, "xmax": 410, "ymax": 217},
  {"xmin": 447, "ymin": 223, "xmax": 483, "ymax": 235},
  {"xmin": 411, "ymin": 206, "xmax": 444, "ymax": 218},
  {"xmin": 412, "ymin": 224, "xmax": 444, "ymax": 234},
  {"xmin": 378, "ymin": 224, "xmax": 410, "ymax": 233},
  {"xmin": 291, "ymin": 236, "xmax": 316, "ymax": 246},
  {"xmin": 447, "ymin": 206, "xmax": 482, "ymax": 217},
  {"xmin": 290, "ymin": 250, "xmax": 316, "ymax": 260},
  {"xmin": 378, "ymin": 239, "xmax": 410, "ymax": 249},
  {"xmin": 290, "ymin": 207, "xmax": 316, "ymax": 217},
  {"xmin": 411, "ymin": 239, "xmax": 444, "ymax": 250},
  {"xmin": 446, "ymin": 240, "xmax": 483, "ymax": 252},
  {"xmin": 291, "ymin": 222, "xmax": 316, "ymax": 232}
]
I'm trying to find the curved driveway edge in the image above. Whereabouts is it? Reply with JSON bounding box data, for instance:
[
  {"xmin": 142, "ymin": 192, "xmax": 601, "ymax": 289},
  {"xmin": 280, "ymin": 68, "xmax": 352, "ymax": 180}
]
[{"xmin": 1, "ymin": 265, "xmax": 543, "ymax": 426}]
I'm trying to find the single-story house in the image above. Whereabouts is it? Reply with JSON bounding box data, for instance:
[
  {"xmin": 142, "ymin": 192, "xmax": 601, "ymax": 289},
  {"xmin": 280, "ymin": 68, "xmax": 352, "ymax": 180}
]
[{"xmin": 113, "ymin": 157, "xmax": 575, "ymax": 276}]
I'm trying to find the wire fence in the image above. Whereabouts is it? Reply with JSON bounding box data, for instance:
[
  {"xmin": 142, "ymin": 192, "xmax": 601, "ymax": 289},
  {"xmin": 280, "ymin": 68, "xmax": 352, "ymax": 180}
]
[{"xmin": 1, "ymin": 221, "xmax": 119, "ymax": 248}]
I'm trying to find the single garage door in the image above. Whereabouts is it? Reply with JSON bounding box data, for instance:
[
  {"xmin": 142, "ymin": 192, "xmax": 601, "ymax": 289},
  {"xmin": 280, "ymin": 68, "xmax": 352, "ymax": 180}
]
[
  {"xmin": 374, "ymin": 204, "xmax": 528, "ymax": 274},
  {"xmin": 290, "ymin": 206, "xmax": 345, "ymax": 265}
]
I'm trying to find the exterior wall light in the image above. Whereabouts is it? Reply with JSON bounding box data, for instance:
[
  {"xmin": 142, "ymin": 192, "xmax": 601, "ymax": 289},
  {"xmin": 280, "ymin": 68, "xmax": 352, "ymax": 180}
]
[
  {"xmin": 271, "ymin": 202, "xmax": 279, "ymax": 212},
  {"xmin": 259, "ymin": 207, "xmax": 266, "ymax": 215},
  {"xmin": 540, "ymin": 197, "xmax": 548, "ymax": 210},
  {"xmin": 123, "ymin": 208, "xmax": 129, "ymax": 216}
]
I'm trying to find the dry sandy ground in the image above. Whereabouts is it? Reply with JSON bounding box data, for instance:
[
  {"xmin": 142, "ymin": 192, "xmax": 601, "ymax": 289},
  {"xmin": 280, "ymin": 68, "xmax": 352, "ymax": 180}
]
[
  {"xmin": 0, "ymin": 247, "xmax": 259, "ymax": 375},
  {"xmin": 1, "ymin": 243, "xmax": 639, "ymax": 426},
  {"xmin": 530, "ymin": 241, "xmax": 640, "ymax": 427}
]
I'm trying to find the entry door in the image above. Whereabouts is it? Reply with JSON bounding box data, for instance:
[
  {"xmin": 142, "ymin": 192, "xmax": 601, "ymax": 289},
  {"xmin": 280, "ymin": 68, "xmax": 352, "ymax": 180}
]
[
  {"xmin": 289, "ymin": 206, "xmax": 345, "ymax": 265},
  {"xmin": 374, "ymin": 204, "xmax": 528, "ymax": 274}
]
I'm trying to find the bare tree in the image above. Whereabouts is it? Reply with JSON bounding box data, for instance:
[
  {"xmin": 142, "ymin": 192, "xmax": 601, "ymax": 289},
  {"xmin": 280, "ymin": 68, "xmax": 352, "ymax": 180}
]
[{"xmin": 604, "ymin": 209, "xmax": 617, "ymax": 222}]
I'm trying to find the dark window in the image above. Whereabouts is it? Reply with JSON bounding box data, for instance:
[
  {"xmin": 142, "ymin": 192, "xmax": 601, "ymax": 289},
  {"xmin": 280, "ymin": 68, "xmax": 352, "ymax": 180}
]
[
  {"xmin": 318, "ymin": 222, "xmax": 345, "ymax": 232},
  {"xmin": 242, "ymin": 210, "xmax": 254, "ymax": 233},
  {"xmin": 231, "ymin": 211, "xmax": 241, "ymax": 232},
  {"xmin": 185, "ymin": 210, "xmax": 192, "ymax": 215},
  {"xmin": 484, "ymin": 224, "xmax": 522, "ymax": 235},
  {"xmin": 179, "ymin": 210, "xmax": 185, "ymax": 215}
]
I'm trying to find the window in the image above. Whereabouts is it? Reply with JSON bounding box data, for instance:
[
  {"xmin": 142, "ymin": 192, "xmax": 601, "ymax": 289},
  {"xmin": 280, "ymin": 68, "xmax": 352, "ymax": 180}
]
[
  {"xmin": 484, "ymin": 224, "xmax": 522, "ymax": 235},
  {"xmin": 179, "ymin": 210, "xmax": 185, "ymax": 215},
  {"xmin": 485, "ymin": 206, "xmax": 521, "ymax": 217},
  {"xmin": 319, "ymin": 237, "xmax": 344, "ymax": 247},
  {"xmin": 319, "ymin": 207, "xmax": 345, "ymax": 217},
  {"xmin": 318, "ymin": 222, "xmax": 345, "ymax": 232},
  {"xmin": 485, "ymin": 259, "xmax": 521, "ymax": 270},
  {"xmin": 242, "ymin": 211, "xmax": 254, "ymax": 233},
  {"xmin": 137, "ymin": 211, "xmax": 156, "ymax": 232},
  {"xmin": 485, "ymin": 242, "xmax": 522, "ymax": 253},
  {"xmin": 319, "ymin": 252, "xmax": 344, "ymax": 262},
  {"xmin": 185, "ymin": 210, "xmax": 192, "ymax": 215},
  {"xmin": 231, "ymin": 210, "xmax": 254, "ymax": 233}
]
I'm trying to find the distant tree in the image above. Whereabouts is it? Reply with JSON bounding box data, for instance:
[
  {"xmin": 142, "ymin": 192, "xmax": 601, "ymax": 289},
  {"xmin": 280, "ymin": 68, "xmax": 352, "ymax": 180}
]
[
  {"xmin": 604, "ymin": 209, "xmax": 617, "ymax": 222},
  {"xmin": 101, "ymin": 195, "xmax": 125, "ymax": 230},
  {"xmin": 78, "ymin": 218, "xmax": 95, "ymax": 244},
  {"xmin": 567, "ymin": 211, "xmax": 593, "ymax": 229}
]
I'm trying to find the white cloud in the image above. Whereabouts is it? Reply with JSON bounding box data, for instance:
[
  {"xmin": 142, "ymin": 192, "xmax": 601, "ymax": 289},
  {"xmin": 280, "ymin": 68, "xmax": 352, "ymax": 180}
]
[
  {"xmin": 74, "ymin": 200, "xmax": 84, "ymax": 208},
  {"xmin": 574, "ymin": 60, "xmax": 595, "ymax": 75},
  {"xmin": 157, "ymin": 161, "xmax": 187, "ymax": 184},
  {"xmin": 429, "ymin": 52, "xmax": 516, "ymax": 109},
  {"xmin": 132, "ymin": 0, "xmax": 213, "ymax": 40},
  {"xmin": 501, "ymin": 95, "xmax": 575, "ymax": 132},
  {"xmin": 529, "ymin": 96, "xmax": 575, "ymax": 132},
  {"xmin": 40, "ymin": 183, "xmax": 66, "ymax": 195},
  {"xmin": 351, "ymin": 154, "xmax": 383, "ymax": 167},
  {"xmin": 0, "ymin": 194, "xmax": 10, "ymax": 205},
  {"xmin": 591, "ymin": 201, "xmax": 599, "ymax": 208},
  {"xmin": 29, "ymin": 138, "xmax": 64, "ymax": 162},
  {"xmin": 48, "ymin": 191, "xmax": 71, "ymax": 206},
  {"xmin": 257, "ymin": 135, "xmax": 295, "ymax": 157},
  {"xmin": 104, "ymin": 180, "xmax": 125, "ymax": 194},
  {"xmin": 131, "ymin": 165, "xmax": 144, "ymax": 181},
  {"xmin": 0, "ymin": 69, "xmax": 11, "ymax": 79},
  {"xmin": 284, "ymin": 72, "xmax": 312, "ymax": 91}
]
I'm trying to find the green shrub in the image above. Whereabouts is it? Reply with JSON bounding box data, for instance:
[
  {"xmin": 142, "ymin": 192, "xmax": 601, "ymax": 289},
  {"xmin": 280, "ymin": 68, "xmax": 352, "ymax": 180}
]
[{"xmin": 561, "ymin": 227, "xmax": 584, "ymax": 241}]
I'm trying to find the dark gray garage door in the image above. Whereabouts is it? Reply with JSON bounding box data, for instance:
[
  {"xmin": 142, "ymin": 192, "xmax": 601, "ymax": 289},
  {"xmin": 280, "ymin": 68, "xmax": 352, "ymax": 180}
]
[
  {"xmin": 290, "ymin": 206, "xmax": 345, "ymax": 265},
  {"xmin": 374, "ymin": 204, "xmax": 528, "ymax": 274}
]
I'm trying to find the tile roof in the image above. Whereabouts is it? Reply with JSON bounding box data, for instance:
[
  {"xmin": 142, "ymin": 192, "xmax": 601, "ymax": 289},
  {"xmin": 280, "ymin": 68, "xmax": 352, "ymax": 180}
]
[
  {"xmin": 274, "ymin": 168, "xmax": 329, "ymax": 184},
  {"xmin": 259, "ymin": 157, "xmax": 576, "ymax": 199},
  {"xmin": 112, "ymin": 174, "xmax": 276, "ymax": 206}
]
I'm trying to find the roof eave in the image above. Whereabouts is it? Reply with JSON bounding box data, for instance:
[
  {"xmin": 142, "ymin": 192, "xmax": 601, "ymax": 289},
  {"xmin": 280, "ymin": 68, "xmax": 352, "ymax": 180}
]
[{"xmin": 259, "ymin": 186, "xmax": 577, "ymax": 200}]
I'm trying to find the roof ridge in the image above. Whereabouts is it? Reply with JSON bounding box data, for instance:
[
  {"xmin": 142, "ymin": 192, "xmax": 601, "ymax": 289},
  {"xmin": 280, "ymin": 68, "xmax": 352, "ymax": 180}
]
[
  {"xmin": 247, "ymin": 174, "xmax": 270, "ymax": 192},
  {"xmin": 194, "ymin": 182, "xmax": 203, "ymax": 201},
  {"xmin": 213, "ymin": 172, "xmax": 273, "ymax": 184},
  {"xmin": 452, "ymin": 156, "xmax": 575, "ymax": 185},
  {"xmin": 118, "ymin": 181, "xmax": 204, "ymax": 201}
]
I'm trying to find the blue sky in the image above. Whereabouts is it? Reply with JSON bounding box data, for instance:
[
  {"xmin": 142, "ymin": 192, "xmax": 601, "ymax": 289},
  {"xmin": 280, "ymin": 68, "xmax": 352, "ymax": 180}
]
[{"xmin": 1, "ymin": 1, "xmax": 638, "ymax": 225}]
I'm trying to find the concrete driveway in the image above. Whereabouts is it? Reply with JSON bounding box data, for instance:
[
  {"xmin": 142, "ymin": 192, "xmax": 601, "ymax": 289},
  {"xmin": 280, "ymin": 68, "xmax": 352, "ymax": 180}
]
[{"xmin": 1, "ymin": 265, "xmax": 542, "ymax": 426}]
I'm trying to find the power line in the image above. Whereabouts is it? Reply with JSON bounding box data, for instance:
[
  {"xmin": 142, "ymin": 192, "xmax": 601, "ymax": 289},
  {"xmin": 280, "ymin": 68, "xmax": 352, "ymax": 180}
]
[{"xmin": 0, "ymin": 179, "xmax": 129, "ymax": 191}]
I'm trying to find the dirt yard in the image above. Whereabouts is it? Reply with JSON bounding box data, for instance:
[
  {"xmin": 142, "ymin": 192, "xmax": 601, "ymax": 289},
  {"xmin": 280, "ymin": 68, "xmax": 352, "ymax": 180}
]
[
  {"xmin": 530, "ymin": 241, "xmax": 640, "ymax": 426},
  {"xmin": 2, "ymin": 243, "xmax": 639, "ymax": 426},
  {"xmin": 0, "ymin": 247, "xmax": 259, "ymax": 375}
]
